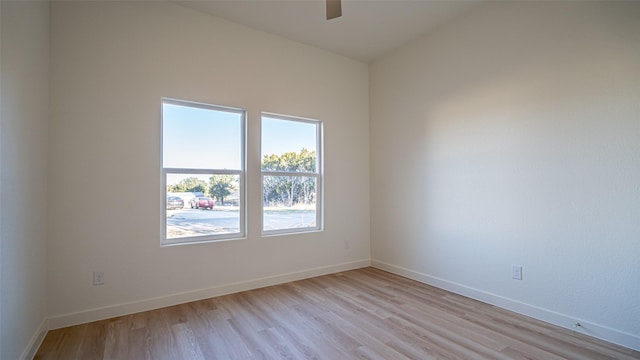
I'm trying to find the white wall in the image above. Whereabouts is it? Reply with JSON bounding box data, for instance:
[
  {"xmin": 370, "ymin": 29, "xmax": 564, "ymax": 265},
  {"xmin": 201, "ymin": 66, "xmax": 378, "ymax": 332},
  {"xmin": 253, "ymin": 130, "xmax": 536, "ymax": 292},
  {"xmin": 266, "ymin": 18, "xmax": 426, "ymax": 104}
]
[
  {"xmin": 47, "ymin": 1, "xmax": 370, "ymax": 326},
  {"xmin": 370, "ymin": 1, "xmax": 640, "ymax": 350},
  {"xmin": 0, "ymin": 1, "xmax": 50, "ymax": 359}
]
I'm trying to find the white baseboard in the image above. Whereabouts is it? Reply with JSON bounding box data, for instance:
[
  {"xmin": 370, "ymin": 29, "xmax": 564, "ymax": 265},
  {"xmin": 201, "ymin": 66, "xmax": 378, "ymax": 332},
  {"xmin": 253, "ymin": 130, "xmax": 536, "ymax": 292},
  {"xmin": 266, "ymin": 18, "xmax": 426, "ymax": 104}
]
[
  {"xmin": 20, "ymin": 317, "xmax": 49, "ymax": 360},
  {"xmin": 48, "ymin": 259, "xmax": 370, "ymax": 330},
  {"xmin": 371, "ymin": 260, "xmax": 640, "ymax": 352}
]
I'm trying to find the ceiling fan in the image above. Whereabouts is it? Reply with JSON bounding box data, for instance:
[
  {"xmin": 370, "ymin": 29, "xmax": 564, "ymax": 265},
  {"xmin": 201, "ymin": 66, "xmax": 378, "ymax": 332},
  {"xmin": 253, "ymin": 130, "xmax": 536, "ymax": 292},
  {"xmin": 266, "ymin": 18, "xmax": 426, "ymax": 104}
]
[{"xmin": 326, "ymin": 0, "xmax": 342, "ymax": 20}]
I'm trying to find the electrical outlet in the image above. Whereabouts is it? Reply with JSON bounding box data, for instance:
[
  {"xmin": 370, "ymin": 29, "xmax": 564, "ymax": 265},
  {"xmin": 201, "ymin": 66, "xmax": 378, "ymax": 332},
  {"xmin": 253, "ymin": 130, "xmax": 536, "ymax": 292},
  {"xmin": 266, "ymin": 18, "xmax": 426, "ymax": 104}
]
[
  {"xmin": 93, "ymin": 271, "xmax": 104, "ymax": 286},
  {"xmin": 511, "ymin": 265, "xmax": 522, "ymax": 280}
]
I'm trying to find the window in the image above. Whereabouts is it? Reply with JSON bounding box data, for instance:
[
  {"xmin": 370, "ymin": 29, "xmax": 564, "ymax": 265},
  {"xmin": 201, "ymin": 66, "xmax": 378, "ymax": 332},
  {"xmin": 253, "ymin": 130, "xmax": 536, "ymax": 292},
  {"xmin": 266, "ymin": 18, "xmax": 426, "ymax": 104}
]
[
  {"xmin": 261, "ymin": 113, "xmax": 323, "ymax": 235},
  {"xmin": 162, "ymin": 98, "xmax": 245, "ymax": 245}
]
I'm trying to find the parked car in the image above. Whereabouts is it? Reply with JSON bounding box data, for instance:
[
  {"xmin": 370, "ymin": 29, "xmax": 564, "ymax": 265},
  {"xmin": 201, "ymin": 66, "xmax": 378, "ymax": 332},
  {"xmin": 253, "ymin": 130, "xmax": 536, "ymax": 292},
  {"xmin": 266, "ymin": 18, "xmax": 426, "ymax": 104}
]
[
  {"xmin": 166, "ymin": 196, "xmax": 184, "ymax": 210},
  {"xmin": 190, "ymin": 197, "xmax": 215, "ymax": 210}
]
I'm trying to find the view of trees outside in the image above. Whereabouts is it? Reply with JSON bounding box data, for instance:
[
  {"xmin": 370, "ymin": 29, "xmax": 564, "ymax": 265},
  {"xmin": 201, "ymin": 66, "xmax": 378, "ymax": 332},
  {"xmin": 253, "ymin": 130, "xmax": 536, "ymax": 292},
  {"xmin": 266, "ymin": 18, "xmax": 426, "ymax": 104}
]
[
  {"xmin": 168, "ymin": 174, "xmax": 238, "ymax": 206},
  {"xmin": 167, "ymin": 149, "xmax": 316, "ymax": 207},
  {"xmin": 167, "ymin": 147, "xmax": 316, "ymax": 209},
  {"xmin": 167, "ymin": 176, "xmax": 207, "ymax": 194},
  {"xmin": 209, "ymin": 175, "xmax": 236, "ymax": 205},
  {"xmin": 262, "ymin": 149, "xmax": 316, "ymax": 207}
]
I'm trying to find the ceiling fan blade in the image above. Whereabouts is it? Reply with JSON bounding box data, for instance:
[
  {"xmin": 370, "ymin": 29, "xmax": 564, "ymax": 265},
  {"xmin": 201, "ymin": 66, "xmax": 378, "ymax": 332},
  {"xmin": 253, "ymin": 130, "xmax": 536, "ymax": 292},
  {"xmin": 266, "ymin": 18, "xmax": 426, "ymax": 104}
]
[{"xmin": 326, "ymin": 0, "xmax": 342, "ymax": 20}]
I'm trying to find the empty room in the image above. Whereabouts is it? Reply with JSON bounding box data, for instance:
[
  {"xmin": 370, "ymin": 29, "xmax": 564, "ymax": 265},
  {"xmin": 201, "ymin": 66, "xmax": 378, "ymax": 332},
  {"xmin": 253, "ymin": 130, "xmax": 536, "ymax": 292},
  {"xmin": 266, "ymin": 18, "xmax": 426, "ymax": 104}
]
[{"xmin": 1, "ymin": 0, "xmax": 639, "ymax": 359}]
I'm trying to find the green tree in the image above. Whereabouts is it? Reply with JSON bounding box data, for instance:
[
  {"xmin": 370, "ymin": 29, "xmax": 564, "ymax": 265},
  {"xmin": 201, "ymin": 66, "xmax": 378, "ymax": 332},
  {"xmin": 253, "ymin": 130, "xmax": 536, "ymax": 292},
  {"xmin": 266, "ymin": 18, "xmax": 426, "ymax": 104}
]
[
  {"xmin": 167, "ymin": 177, "xmax": 207, "ymax": 194},
  {"xmin": 262, "ymin": 149, "xmax": 316, "ymax": 207},
  {"xmin": 209, "ymin": 175, "xmax": 237, "ymax": 206}
]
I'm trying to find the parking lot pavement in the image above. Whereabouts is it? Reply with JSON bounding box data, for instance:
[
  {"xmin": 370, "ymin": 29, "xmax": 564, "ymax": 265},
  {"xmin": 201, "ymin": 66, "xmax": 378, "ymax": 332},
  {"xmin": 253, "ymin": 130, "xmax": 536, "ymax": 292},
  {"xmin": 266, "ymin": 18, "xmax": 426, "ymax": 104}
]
[
  {"xmin": 167, "ymin": 207, "xmax": 238, "ymax": 220},
  {"xmin": 166, "ymin": 207, "xmax": 316, "ymax": 238},
  {"xmin": 167, "ymin": 208, "xmax": 239, "ymax": 237}
]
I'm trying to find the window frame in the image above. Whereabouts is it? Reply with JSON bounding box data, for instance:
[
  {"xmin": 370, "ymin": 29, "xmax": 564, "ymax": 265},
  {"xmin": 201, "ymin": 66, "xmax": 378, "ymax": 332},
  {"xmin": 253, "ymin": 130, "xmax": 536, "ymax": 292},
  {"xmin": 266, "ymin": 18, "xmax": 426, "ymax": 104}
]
[
  {"xmin": 161, "ymin": 98, "xmax": 246, "ymax": 246},
  {"xmin": 261, "ymin": 112, "xmax": 323, "ymax": 236}
]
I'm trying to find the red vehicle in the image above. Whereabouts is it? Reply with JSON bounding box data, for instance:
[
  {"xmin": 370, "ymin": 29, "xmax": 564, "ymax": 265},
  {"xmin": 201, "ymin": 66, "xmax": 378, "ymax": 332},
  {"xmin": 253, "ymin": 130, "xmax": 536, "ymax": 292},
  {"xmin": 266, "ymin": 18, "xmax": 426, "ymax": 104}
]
[{"xmin": 190, "ymin": 197, "xmax": 215, "ymax": 210}]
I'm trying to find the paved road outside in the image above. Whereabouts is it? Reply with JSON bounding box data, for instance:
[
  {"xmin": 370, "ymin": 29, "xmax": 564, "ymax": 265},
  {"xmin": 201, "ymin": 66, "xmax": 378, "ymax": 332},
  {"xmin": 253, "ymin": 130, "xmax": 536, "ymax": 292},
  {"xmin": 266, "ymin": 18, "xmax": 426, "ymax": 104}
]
[{"xmin": 167, "ymin": 207, "xmax": 315, "ymax": 238}]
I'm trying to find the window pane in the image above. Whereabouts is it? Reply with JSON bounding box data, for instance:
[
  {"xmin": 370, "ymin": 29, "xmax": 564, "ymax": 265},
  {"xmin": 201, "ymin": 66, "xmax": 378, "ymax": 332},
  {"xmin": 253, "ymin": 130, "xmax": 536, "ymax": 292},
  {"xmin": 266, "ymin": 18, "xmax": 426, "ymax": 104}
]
[
  {"xmin": 166, "ymin": 173, "xmax": 241, "ymax": 239},
  {"xmin": 163, "ymin": 102, "xmax": 242, "ymax": 170},
  {"xmin": 261, "ymin": 116, "xmax": 317, "ymax": 173},
  {"xmin": 263, "ymin": 175, "xmax": 317, "ymax": 231}
]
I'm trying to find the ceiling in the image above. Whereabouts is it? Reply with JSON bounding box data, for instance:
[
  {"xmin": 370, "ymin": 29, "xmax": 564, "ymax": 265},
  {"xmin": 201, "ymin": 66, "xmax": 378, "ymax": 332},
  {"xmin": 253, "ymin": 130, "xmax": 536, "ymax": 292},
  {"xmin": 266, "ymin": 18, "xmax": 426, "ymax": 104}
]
[{"xmin": 174, "ymin": 0, "xmax": 480, "ymax": 63}]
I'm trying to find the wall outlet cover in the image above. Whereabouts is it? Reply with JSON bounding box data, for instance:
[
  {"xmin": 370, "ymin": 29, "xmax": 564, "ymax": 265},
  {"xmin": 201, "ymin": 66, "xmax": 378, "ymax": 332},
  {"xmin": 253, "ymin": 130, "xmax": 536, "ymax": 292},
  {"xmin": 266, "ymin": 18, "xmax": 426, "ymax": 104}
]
[
  {"xmin": 93, "ymin": 271, "xmax": 104, "ymax": 286},
  {"xmin": 512, "ymin": 265, "xmax": 523, "ymax": 280}
]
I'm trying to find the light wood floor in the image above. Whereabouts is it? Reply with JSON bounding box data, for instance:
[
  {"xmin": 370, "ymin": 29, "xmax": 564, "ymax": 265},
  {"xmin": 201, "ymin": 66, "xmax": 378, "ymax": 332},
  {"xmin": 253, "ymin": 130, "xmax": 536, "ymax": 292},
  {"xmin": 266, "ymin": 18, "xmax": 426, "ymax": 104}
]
[{"xmin": 35, "ymin": 267, "xmax": 639, "ymax": 359}]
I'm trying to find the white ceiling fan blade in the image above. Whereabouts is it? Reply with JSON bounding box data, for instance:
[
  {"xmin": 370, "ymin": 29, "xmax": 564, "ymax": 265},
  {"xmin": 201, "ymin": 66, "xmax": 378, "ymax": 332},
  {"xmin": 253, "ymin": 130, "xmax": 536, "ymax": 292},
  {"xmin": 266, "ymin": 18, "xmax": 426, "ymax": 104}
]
[{"xmin": 326, "ymin": 0, "xmax": 342, "ymax": 20}]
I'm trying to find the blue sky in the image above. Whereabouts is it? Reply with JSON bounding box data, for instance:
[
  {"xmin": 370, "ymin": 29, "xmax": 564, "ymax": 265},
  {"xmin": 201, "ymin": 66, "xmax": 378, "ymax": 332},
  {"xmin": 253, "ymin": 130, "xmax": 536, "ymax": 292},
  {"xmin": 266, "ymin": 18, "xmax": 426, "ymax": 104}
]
[
  {"xmin": 163, "ymin": 102, "xmax": 317, "ymax": 186},
  {"xmin": 163, "ymin": 102, "xmax": 242, "ymax": 170},
  {"xmin": 261, "ymin": 115, "xmax": 317, "ymax": 158}
]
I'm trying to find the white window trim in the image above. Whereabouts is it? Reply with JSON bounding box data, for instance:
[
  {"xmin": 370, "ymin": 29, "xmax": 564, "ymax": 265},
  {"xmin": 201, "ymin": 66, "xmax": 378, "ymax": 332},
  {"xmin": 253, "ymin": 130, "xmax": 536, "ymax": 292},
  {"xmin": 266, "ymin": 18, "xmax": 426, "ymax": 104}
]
[
  {"xmin": 261, "ymin": 112, "xmax": 324, "ymax": 236},
  {"xmin": 161, "ymin": 98, "xmax": 246, "ymax": 246}
]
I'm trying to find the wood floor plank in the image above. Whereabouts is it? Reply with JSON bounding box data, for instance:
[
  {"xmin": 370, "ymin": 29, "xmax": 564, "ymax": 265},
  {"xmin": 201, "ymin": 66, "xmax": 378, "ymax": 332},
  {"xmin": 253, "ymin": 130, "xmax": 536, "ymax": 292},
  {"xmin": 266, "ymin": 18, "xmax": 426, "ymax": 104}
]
[
  {"xmin": 205, "ymin": 302, "xmax": 254, "ymax": 359},
  {"xmin": 170, "ymin": 322, "xmax": 205, "ymax": 360},
  {"xmin": 145, "ymin": 308, "xmax": 182, "ymax": 360},
  {"xmin": 35, "ymin": 267, "xmax": 640, "ymax": 359},
  {"xmin": 125, "ymin": 326, "xmax": 151, "ymax": 360},
  {"xmin": 75, "ymin": 319, "xmax": 107, "ymax": 359},
  {"xmin": 258, "ymin": 326, "xmax": 307, "ymax": 359},
  {"xmin": 103, "ymin": 318, "xmax": 129, "ymax": 360},
  {"xmin": 34, "ymin": 324, "xmax": 85, "ymax": 359}
]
